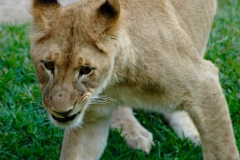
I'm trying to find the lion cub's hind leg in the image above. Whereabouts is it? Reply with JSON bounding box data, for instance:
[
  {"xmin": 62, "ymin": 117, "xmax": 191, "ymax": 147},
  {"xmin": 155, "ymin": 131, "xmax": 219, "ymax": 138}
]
[
  {"xmin": 110, "ymin": 106, "xmax": 154, "ymax": 153},
  {"xmin": 163, "ymin": 111, "xmax": 200, "ymax": 146}
]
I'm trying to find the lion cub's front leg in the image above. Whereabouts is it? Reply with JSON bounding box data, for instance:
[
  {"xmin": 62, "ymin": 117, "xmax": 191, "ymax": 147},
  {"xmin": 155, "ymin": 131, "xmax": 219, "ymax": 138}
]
[
  {"xmin": 110, "ymin": 106, "xmax": 154, "ymax": 153},
  {"xmin": 60, "ymin": 115, "xmax": 111, "ymax": 160}
]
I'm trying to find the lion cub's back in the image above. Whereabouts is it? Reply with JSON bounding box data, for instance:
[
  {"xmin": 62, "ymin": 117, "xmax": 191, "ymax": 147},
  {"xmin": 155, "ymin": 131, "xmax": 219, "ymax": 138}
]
[
  {"xmin": 169, "ymin": 0, "xmax": 217, "ymax": 56},
  {"xmin": 119, "ymin": 0, "xmax": 217, "ymax": 56}
]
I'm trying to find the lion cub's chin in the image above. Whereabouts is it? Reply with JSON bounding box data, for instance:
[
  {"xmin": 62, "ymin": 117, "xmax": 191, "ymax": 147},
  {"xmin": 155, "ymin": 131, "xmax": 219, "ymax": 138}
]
[{"xmin": 49, "ymin": 110, "xmax": 85, "ymax": 129}]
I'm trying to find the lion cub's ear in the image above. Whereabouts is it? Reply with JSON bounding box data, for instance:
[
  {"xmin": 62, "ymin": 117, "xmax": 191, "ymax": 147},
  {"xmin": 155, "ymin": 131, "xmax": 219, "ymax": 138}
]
[
  {"xmin": 93, "ymin": 0, "xmax": 120, "ymax": 35},
  {"xmin": 30, "ymin": 0, "xmax": 61, "ymax": 31}
]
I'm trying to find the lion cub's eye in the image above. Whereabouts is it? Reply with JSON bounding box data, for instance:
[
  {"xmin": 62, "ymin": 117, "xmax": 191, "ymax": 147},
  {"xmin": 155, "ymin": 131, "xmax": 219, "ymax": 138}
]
[
  {"xmin": 44, "ymin": 61, "xmax": 55, "ymax": 71},
  {"xmin": 80, "ymin": 66, "xmax": 93, "ymax": 75}
]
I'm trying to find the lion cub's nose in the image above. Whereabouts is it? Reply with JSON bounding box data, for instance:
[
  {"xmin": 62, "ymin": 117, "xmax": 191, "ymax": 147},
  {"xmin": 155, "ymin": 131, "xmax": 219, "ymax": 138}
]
[{"xmin": 48, "ymin": 91, "xmax": 74, "ymax": 113}]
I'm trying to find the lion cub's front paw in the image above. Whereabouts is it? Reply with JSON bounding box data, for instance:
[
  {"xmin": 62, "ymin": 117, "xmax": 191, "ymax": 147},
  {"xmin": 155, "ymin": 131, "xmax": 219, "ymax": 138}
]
[
  {"xmin": 122, "ymin": 123, "xmax": 154, "ymax": 153},
  {"xmin": 110, "ymin": 106, "xmax": 154, "ymax": 153}
]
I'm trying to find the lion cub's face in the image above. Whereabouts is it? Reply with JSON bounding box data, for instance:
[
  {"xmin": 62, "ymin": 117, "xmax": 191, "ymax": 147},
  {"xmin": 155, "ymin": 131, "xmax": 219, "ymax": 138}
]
[{"xmin": 30, "ymin": 0, "xmax": 121, "ymax": 128}]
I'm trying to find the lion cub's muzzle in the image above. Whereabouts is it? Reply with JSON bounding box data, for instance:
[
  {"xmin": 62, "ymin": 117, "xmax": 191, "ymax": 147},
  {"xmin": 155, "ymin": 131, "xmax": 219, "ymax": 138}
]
[
  {"xmin": 44, "ymin": 88, "xmax": 81, "ymax": 123},
  {"xmin": 48, "ymin": 91, "xmax": 74, "ymax": 112}
]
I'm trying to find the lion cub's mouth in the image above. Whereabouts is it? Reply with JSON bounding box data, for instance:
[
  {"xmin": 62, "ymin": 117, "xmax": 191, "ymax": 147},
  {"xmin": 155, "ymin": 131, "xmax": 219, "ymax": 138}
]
[{"xmin": 51, "ymin": 111, "xmax": 80, "ymax": 123}]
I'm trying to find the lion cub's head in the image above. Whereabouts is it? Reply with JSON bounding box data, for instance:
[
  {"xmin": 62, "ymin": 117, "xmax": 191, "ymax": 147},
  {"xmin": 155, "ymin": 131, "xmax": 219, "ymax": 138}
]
[{"xmin": 30, "ymin": 0, "xmax": 122, "ymax": 128}]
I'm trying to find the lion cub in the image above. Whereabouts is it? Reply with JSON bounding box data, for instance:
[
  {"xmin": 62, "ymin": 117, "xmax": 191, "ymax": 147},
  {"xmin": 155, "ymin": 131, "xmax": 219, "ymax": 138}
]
[{"xmin": 30, "ymin": 0, "xmax": 239, "ymax": 159}]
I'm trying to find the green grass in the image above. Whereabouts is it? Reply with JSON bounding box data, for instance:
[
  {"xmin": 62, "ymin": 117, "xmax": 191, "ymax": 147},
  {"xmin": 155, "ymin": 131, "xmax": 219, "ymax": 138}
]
[{"xmin": 0, "ymin": 0, "xmax": 239, "ymax": 159}]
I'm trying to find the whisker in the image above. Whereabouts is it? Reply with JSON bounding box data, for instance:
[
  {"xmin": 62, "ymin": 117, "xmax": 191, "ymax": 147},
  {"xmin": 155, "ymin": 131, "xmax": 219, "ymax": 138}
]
[{"xmin": 89, "ymin": 95, "xmax": 120, "ymax": 105}]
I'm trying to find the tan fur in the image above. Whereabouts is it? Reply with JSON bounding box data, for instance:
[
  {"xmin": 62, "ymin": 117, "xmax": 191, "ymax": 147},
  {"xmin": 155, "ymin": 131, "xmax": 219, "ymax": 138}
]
[{"xmin": 30, "ymin": 0, "xmax": 239, "ymax": 159}]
